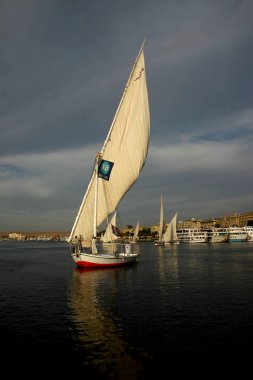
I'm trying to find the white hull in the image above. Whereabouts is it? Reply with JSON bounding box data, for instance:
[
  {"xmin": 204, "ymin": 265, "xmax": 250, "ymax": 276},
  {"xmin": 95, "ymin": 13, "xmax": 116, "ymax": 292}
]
[
  {"xmin": 228, "ymin": 233, "xmax": 248, "ymax": 242},
  {"xmin": 154, "ymin": 240, "xmax": 164, "ymax": 246},
  {"xmin": 189, "ymin": 238, "xmax": 208, "ymax": 243},
  {"xmin": 228, "ymin": 228, "xmax": 248, "ymax": 243},
  {"xmin": 209, "ymin": 235, "xmax": 228, "ymax": 243},
  {"xmin": 243, "ymin": 227, "xmax": 253, "ymax": 242},
  {"xmin": 72, "ymin": 251, "xmax": 138, "ymax": 268},
  {"xmin": 164, "ymin": 240, "xmax": 180, "ymax": 245},
  {"xmin": 207, "ymin": 229, "xmax": 229, "ymax": 243}
]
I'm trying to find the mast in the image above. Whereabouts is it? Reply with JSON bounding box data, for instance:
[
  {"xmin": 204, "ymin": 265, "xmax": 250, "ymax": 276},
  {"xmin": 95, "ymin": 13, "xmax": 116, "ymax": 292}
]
[
  {"xmin": 91, "ymin": 154, "xmax": 99, "ymax": 254},
  {"xmin": 159, "ymin": 196, "xmax": 164, "ymax": 242},
  {"xmin": 93, "ymin": 154, "xmax": 99, "ymax": 238}
]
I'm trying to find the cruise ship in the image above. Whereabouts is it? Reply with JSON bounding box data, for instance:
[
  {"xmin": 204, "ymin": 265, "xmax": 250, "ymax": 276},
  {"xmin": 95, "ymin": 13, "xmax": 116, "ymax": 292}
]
[
  {"xmin": 177, "ymin": 226, "xmax": 253, "ymax": 243},
  {"xmin": 176, "ymin": 228, "xmax": 208, "ymax": 243},
  {"xmin": 207, "ymin": 228, "xmax": 229, "ymax": 243},
  {"xmin": 176, "ymin": 226, "xmax": 251, "ymax": 243},
  {"xmin": 227, "ymin": 227, "xmax": 248, "ymax": 243},
  {"xmin": 176, "ymin": 228, "xmax": 191, "ymax": 243},
  {"xmin": 242, "ymin": 226, "xmax": 253, "ymax": 242}
]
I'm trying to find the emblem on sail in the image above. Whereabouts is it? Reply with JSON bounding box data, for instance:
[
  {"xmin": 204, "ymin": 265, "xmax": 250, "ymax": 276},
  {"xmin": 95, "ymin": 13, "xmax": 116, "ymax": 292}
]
[{"xmin": 98, "ymin": 159, "xmax": 114, "ymax": 181}]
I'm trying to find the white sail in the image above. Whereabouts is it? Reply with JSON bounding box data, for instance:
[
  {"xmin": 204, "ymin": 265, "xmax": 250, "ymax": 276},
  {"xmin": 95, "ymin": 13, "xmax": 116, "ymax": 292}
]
[
  {"xmin": 163, "ymin": 212, "xmax": 178, "ymax": 243},
  {"xmin": 133, "ymin": 221, "xmax": 140, "ymax": 241},
  {"xmin": 163, "ymin": 223, "xmax": 171, "ymax": 242},
  {"xmin": 69, "ymin": 40, "xmax": 150, "ymax": 244},
  {"xmin": 170, "ymin": 212, "xmax": 178, "ymax": 241},
  {"xmin": 100, "ymin": 211, "xmax": 119, "ymax": 243}
]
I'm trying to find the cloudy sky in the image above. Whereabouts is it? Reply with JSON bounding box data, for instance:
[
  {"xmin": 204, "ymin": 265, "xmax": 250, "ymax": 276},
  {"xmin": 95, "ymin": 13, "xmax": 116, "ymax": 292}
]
[{"xmin": 1, "ymin": 0, "xmax": 252, "ymax": 232}]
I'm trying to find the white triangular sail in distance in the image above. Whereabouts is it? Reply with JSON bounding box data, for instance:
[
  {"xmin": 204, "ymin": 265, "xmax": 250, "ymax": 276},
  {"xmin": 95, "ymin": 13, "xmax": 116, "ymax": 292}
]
[
  {"xmin": 170, "ymin": 212, "xmax": 178, "ymax": 242},
  {"xmin": 163, "ymin": 212, "xmax": 178, "ymax": 244},
  {"xmin": 100, "ymin": 211, "xmax": 120, "ymax": 243},
  {"xmin": 69, "ymin": 40, "xmax": 150, "ymax": 245},
  {"xmin": 163, "ymin": 222, "xmax": 171, "ymax": 242},
  {"xmin": 132, "ymin": 221, "xmax": 139, "ymax": 242}
]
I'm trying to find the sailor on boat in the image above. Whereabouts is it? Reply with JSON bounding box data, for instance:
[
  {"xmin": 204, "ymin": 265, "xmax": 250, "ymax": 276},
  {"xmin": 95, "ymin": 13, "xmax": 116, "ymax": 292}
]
[{"xmin": 71, "ymin": 235, "xmax": 82, "ymax": 253}]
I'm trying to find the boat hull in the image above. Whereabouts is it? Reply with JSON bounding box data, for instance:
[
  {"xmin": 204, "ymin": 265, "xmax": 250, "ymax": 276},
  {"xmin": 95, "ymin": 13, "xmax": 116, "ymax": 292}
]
[
  {"xmin": 164, "ymin": 241, "xmax": 180, "ymax": 245},
  {"xmin": 229, "ymin": 236, "xmax": 248, "ymax": 243},
  {"xmin": 228, "ymin": 233, "xmax": 248, "ymax": 243},
  {"xmin": 72, "ymin": 252, "xmax": 139, "ymax": 268},
  {"xmin": 154, "ymin": 241, "xmax": 164, "ymax": 246},
  {"xmin": 209, "ymin": 235, "xmax": 228, "ymax": 243}
]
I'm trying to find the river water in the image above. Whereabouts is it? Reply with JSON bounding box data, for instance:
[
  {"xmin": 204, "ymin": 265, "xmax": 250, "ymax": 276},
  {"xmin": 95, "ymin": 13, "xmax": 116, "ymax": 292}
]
[{"xmin": 0, "ymin": 240, "xmax": 252, "ymax": 378}]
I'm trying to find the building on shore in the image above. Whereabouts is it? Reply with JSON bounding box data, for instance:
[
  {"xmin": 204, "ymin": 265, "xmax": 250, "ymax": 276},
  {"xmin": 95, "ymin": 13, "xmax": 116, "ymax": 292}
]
[{"xmin": 176, "ymin": 211, "xmax": 253, "ymax": 229}]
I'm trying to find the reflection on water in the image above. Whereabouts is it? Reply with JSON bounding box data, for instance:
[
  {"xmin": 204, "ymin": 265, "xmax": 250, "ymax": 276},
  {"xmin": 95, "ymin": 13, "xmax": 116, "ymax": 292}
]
[
  {"xmin": 158, "ymin": 245, "xmax": 180, "ymax": 290},
  {"xmin": 69, "ymin": 268, "xmax": 143, "ymax": 379}
]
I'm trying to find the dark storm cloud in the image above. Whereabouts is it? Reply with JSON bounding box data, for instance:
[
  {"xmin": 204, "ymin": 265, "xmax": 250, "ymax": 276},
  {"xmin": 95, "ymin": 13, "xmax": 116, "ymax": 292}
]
[{"xmin": 0, "ymin": 0, "xmax": 252, "ymax": 230}]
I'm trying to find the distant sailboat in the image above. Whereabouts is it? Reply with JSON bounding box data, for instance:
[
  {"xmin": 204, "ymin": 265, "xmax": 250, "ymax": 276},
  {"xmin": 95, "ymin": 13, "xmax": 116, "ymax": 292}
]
[
  {"xmin": 68, "ymin": 38, "xmax": 150, "ymax": 268},
  {"xmin": 129, "ymin": 221, "xmax": 139, "ymax": 243},
  {"xmin": 164, "ymin": 212, "xmax": 179, "ymax": 245},
  {"xmin": 133, "ymin": 221, "xmax": 139, "ymax": 242},
  {"xmin": 100, "ymin": 210, "xmax": 121, "ymax": 244},
  {"xmin": 154, "ymin": 196, "xmax": 165, "ymax": 246}
]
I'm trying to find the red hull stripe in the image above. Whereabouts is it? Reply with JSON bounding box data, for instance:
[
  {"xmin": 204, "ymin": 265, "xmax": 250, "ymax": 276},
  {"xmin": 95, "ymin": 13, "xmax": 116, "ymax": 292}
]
[{"xmin": 76, "ymin": 260, "xmax": 135, "ymax": 268}]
